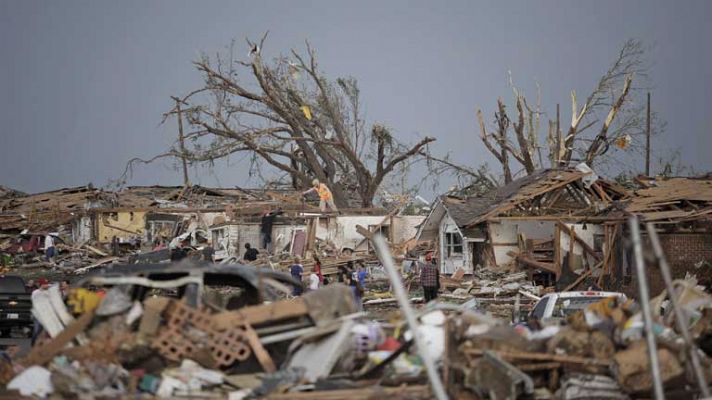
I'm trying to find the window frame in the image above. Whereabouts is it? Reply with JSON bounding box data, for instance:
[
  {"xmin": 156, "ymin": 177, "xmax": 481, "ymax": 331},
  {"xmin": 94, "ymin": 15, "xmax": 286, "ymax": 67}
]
[{"xmin": 444, "ymin": 231, "xmax": 463, "ymax": 257}]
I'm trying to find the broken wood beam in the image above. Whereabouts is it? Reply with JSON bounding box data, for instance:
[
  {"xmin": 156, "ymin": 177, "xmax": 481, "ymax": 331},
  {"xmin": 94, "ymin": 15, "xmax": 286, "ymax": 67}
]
[
  {"xmin": 82, "ymin": 244, "xmax": 109, "ymax": 257},
  {"xmin": 509, "ymin": 252, "xmax": 559, "ymax": 275},
  {"xmin": 212, "ymin": 297, "xmax": 309, "ymax": 330},
  {"xmin": 355, "ymin": 224, "xmax": 374, "ymax": 240},
  {"xmin": 464, "ymin": 348, "xmax": 611, "ymax": 367},
  {"xmin": 20, "ymin": 308, "xmax": 97, "ymax": 367},
  {"xmin": 243, "ymin": 322, "xmax": 276, "ymax": 373},
  {"xmin": 556, "ymin": 221, "xmax": 601, "ymax": 261},
  {"xmin": 265, "ymin": 385, "xmax": 431, "ymax": 400}
]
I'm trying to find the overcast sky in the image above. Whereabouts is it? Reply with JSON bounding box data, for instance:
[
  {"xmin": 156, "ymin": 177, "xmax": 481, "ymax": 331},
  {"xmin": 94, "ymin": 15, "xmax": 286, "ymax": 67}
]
[{"xmin": 1, "ymin": 0, "xmax": 711, "ymax": 197}]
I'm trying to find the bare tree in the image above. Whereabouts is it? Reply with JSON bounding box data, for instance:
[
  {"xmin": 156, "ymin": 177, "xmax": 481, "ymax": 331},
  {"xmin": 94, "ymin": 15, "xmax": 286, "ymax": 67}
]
[
  {"xmin": 128, "ymin": 34, "xmax": 435, "ymax": 208},
  {"xmin": 477, "ymin": 39, "xmax": 653, "ymax": 181}
]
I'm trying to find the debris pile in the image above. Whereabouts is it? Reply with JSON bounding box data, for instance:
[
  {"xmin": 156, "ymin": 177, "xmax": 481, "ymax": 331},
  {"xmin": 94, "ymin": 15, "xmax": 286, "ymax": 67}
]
[
  {"xmin": 1, "ymin": 261, "xmax": 445, "ymax": 399},
  {"xmin": 444, "ymin": 275, "xmax": 712, "ymax": 399}
]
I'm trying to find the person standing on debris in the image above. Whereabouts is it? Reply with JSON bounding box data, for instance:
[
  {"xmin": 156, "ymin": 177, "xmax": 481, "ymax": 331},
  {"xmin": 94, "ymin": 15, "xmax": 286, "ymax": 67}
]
[
  {"xmin": 357, "ymin": 264, "xmax": 368, "ymax": 290},
  {"xmin": 338, "ymin": 261, "xmax": 354, "ymax": 283},
  {"xmin": 290, "ymin": 256, "xmax": 304, "ymax": 296},
  {"xmin": 308, "ymin": 272, "xmax": 320, "ymax": 291},
  {"xmin": 260, "ymin": 208, "xmax": 283, "ymax": 253},
  {"xmin": 312, "ymin": 254, "xmax": 324, "ymax": 284},
  {"xmin": 345, "ymin": 273, "xmax": 364, "ymax": 310},
  {"xmin": 420, "ymin": 254, "xmax": 440, "ymax": 303},
  {"xmin": 243, "ymin": 243, "xmax": 259, "ymax": 262},
  {"xmin": 44, "ymin": 233, "xmax": 56, "ymax": 264},
  {"xmin": 302, "ymin": 179, "xmax": 338, "ymax": 212},
  {"xmin": 111, "ymin": 236, "xmax": 119, "ymax": 256}
]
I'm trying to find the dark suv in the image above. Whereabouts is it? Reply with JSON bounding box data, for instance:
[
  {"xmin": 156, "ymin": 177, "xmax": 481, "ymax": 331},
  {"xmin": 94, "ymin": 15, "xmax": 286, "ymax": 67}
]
[{"xmin": 0, "ymin": 276, "xmax": 33, "ymax": 337}]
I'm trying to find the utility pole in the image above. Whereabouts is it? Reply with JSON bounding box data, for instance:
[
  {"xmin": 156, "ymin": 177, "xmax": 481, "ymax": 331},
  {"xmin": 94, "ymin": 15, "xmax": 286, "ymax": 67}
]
[
  {"xmin": 556, "ymin": 103, "xmax": 561, "ymax": 167},
  {"xmin": 174, "ymin": 97, "xmax": 190, "ymax": 187},
  {"xmin": 645, "ymin": 92, "xmax": 651, "ymax": 176}
]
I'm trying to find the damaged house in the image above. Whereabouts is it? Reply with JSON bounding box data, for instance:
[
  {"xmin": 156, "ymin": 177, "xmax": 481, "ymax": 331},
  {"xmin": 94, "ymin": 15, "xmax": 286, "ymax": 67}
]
[
  {"xmin": 417, "ymin": 168, "xmax": 629, "ymax": 286},
  {"xmin": 606, "ymin": 175, "xmax": 712, "ymax": 294},
  {"xmin": 209, "ymin": 213, "xmax": 425, "ymax": 262},
  {"xmin": 1, "ymin": 183, "xmax": 426, "ymax": 268}
]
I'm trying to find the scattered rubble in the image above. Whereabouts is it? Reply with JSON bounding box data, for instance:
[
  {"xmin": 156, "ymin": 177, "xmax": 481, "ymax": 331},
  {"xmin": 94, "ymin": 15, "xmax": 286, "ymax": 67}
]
[{"xmin": 0, "ymin": 175, "xmax": 710, "ymax": 398}]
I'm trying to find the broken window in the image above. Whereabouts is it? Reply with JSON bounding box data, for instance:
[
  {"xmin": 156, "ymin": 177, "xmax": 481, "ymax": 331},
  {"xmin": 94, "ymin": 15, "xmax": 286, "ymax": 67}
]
[
  {"xmin": 445, "ymin": 232, "xmax": 463, "ymax": 257},
  {"xmin": 148, "ymin": 221, "xmax": 176, "ymax": 243}
]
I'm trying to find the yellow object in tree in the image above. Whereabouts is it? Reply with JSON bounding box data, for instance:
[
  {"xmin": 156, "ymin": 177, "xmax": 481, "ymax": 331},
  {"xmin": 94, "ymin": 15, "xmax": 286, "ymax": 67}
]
[
  {"xmin": 615, "ymin": 134, "xmax": 632, "ymax": 149},
  {"xmin": 300, "ymin": 105, "xmax": 312, "ymax": 120},
  {"xmin": 67, "ymin": 288, "xmax": 102, "ymax": 315}
]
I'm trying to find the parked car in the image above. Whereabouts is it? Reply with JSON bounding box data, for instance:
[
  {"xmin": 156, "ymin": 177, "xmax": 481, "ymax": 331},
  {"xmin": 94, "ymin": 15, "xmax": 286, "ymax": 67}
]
[
  {"xmin": 0, "ymin": 275, "xmax": 33, "ymax": 338},
  {"xmin": 77, "ymin": 261, "xmax": 301, "ymax": 309},
  {"xmin": 526, "ymin": 290, "xmax": 627, "ymax": 327}
]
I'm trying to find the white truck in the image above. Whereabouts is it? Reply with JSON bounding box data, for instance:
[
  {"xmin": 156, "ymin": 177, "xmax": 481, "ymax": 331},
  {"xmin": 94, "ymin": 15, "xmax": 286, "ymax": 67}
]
[{"xmin": 527, "ymin": 290, "xmax": 627, "ymax": 326}]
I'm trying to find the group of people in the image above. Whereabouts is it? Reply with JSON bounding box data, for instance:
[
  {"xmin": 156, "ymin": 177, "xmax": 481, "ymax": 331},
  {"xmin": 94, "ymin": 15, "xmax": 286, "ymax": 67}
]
[
  {"xmin": 286, "ymin": 257, "xmax": 367, "ymax": 309},
  {"xmin": 26, "ymin": 277, "xmax": 72, "ymax": 344},
  {"xmin": 242, "ymin": 178, "xmax": 338, "ymax": 261}
]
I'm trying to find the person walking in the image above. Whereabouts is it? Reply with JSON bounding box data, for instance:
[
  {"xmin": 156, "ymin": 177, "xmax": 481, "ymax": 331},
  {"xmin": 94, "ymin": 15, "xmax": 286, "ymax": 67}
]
[
  {"xmin": 420, "ymin": 254, "xmax": 440, "ymax": 303},
  {"xmin": 357, "ymin": 264, "xmax": 368, "ymax": 290},
  {"xmin": 44, "ymin": 233, "xmax": 56, "ymax": 264},
  {"xmin": 290, "ymin": 256, "xmax": 304, "ymax": 296},
  {"xmin": 312, "ymin": 254, "xmax": 324, "ymax": 284},
  {"xmin": 302, "ymin": 179, "xmax": 338, "ymax": 212},
  {"xmin": 345, "ymin": 273, "xmax": 364, "ymax": 311}
]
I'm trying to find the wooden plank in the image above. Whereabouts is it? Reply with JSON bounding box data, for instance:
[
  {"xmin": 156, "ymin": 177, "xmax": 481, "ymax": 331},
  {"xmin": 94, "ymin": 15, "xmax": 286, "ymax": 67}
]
[
  {"xmin": 82, "ymin": 244, "xmax": 109, "ymax": 257},
  {"xmin": 518, "ymin": 362, "xmax": 561, "ymax": 371},
  {"xmin": 20, "ymin": 308, "xmax": 97, "ymax": 366},
  {"xmin": 554, "ymin": 223, "xmax": 561, "ymax": 276},
  {"xmin": 355, "ymin": 225, "xmax": 374, "ymax": 240},
  {"xmin": 598, "ymin": 224, "xmax": 619, "ymax": 287},
  {"xmin": 212, "ymin": 297, "xmax": 309, "ymax": 330},
  {"xmin": 243, "ymin": 323, "xmax": 276, "ymax": 373},
  {"xmin": 73, "ymin": 256, "xmax": 119, "ymax": 274},
  {"xmin": 510, "ymin": 252, "xmax": 559, "ymax": 275},
  {"xmin": 488, "ymin": 216, "xmax": 616, "ymax": 222},
  {"xmin": 266, "ymin": 385, "xmax": 431, "ymax": 400},
  {"xmin": 464, "ymin": 348, "xmax": 611, "ymax": 367}
]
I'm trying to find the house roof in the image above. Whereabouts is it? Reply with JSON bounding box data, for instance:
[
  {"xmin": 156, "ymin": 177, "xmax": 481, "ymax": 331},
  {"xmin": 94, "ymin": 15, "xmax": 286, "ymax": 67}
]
[
  {"xmin": 415, "ymin": 195, "xmax": 491, "ymax": 241},
  {"xmin": 0, "ymin": 186, "xmax": 109, "ymax": 231},
  {"xmin": 0, "ymin": 185, "xmax": 26, "ymax": 200},
  {"xmin": 464, "ymin": 168, "xmax": 628, "ymax": 226},
  {"xmin": 440, "ymin": 196, "xmax": 493, "ymax": 227},
  {"xmin": 621, "ymin": 175, "xmax": 712, "ymax": 222}
]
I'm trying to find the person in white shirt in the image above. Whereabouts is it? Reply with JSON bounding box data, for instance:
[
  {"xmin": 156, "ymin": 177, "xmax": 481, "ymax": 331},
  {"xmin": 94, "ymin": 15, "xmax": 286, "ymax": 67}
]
[
  {"xmin": 308, "ymin": 273, "xmax": 320, "ymax": 291},
  {"xmin": 44, "ymin": 234, "xmax": 56, "ymax": 264}
]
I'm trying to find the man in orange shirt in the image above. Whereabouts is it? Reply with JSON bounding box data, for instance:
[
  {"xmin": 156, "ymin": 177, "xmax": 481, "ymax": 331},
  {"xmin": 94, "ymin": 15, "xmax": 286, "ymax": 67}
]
[{"xmin": 303, "ymin": 179, "xmax": 338, "ymax": 212}]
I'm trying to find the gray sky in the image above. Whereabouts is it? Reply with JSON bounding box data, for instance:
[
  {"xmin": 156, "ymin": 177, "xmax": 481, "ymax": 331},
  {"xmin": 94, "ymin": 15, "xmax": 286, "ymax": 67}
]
[{"xmin": 1, "ymin": 0, "xmax": 711, "ymax": 197}]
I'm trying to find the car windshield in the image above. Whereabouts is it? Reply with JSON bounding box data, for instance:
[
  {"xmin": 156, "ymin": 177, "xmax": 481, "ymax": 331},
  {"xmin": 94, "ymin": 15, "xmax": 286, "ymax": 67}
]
[
  {"xmin": 552, "ymin": 296, "xmax": 607, "ymax": 318},
  {"xmin": 0, "ymin": 277, "xmax": 27, "ymax": 294}
]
